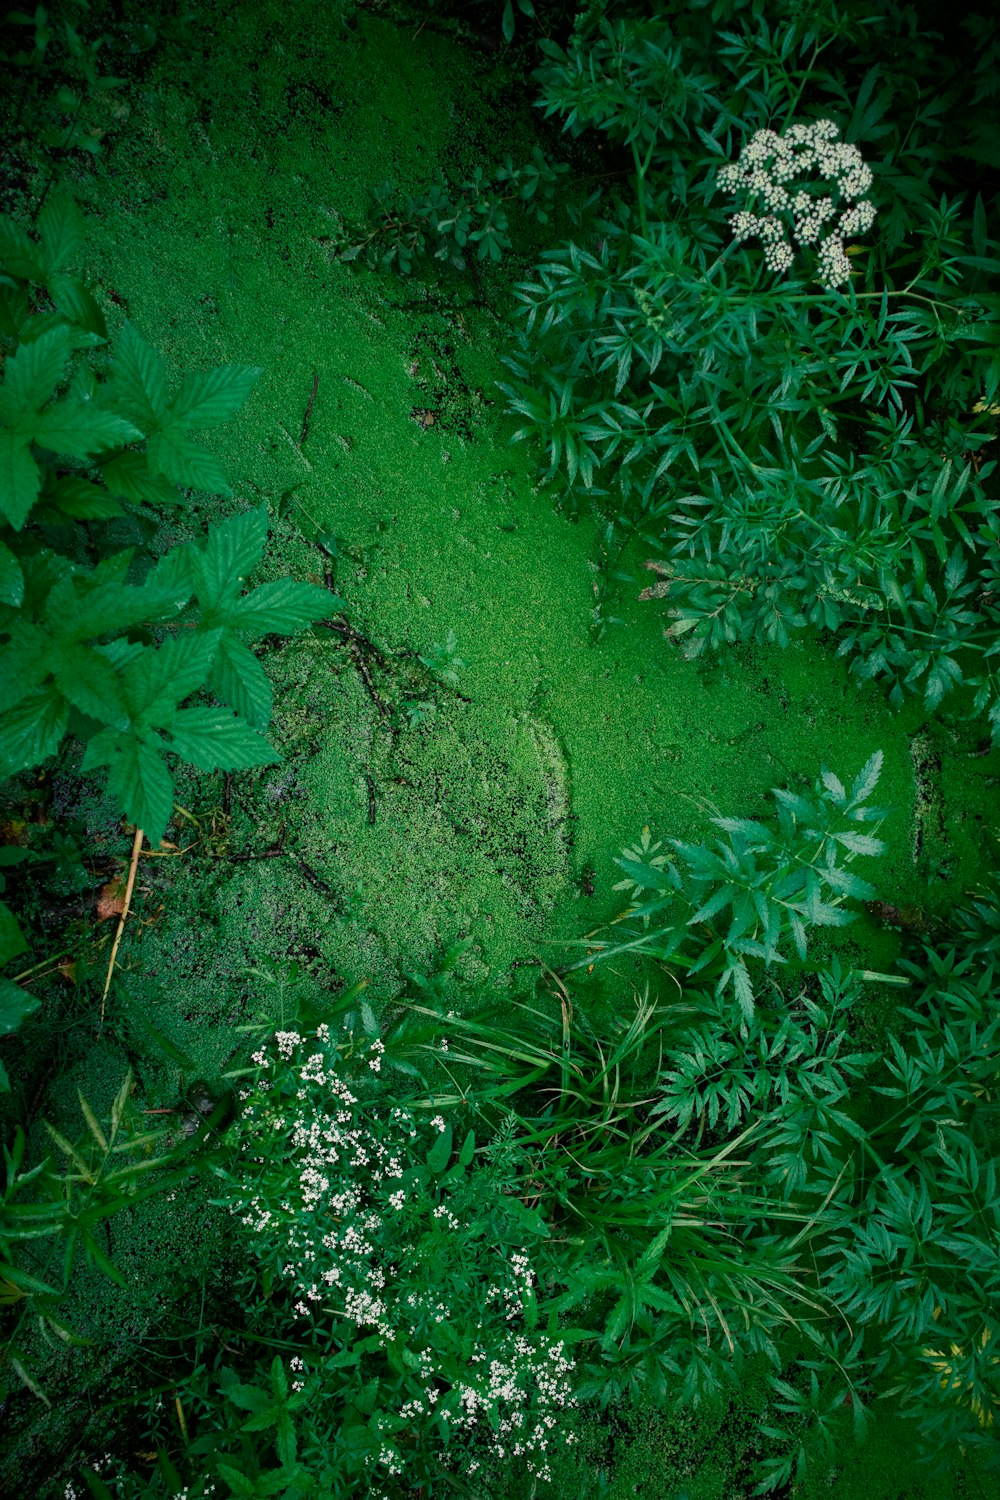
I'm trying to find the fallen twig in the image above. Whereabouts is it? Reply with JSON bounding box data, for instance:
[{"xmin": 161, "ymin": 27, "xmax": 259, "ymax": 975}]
[
  {"xmin": 350, "ymin": 642, "xmax": 391, "ymax": 718},
  {"xmin": 99, "ymin": 826, "xmax": 144, "ymax": 1032},
  {"xmin": 297, "ymin": 859, "xmax": 338, "ymax": 901},
  {"xmin": 222, "ymin": 847, "xmax": 286, "ymax": 863},
  {"xmin": 298, "ymin": 370, "xmax": 320, "ymax": 448},
  {"xmin": 316, "ymin": 615, "xmax": 388, "ymax": 667}
]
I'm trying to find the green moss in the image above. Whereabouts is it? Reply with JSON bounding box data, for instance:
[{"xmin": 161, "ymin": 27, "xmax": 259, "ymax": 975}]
[
  {"xmin": 36, "ymin": 0, "xmax": 996, "ymax": 1031},
  {"xmin": 3, "ymin": 9, "xmax": 998, "ymax": 1491}
]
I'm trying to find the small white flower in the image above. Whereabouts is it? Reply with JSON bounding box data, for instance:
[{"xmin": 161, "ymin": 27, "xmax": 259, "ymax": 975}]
[
  {"xmin": 817, "ymin": 233, "xmax": 853, "ymax": 288},
  {"xmin": 716, "ymin": 117, "xmax": 874, "ymax": 285}
]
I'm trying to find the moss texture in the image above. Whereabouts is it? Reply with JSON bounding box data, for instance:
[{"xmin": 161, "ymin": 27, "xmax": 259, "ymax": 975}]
[
  {"xmin": 46, "ymin": 1, "xmax": 995, "ymax": 1041},
  {"xmin": 2, "ymin": 3, "xmax": 999, "ymax": 1494}
]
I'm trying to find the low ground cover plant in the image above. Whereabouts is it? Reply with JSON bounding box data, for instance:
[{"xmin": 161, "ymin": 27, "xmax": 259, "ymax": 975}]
[
  {"xmin": 0, "ymin": 196, "xmax": 332, "ymax": 1075},
  {"xmin": 70, "ymin": 756, "xmax": 1000, "ymax": 1496},
  {"xmin": 498, "ymin": 3, "xmax": 1000, "ymax": 737}
]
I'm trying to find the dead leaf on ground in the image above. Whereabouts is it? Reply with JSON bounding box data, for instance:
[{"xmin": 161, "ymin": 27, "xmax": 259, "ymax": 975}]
[
  {"xmin": 96, "ymin": 879, "xmax": 127, "ymax": 921},
  {"xmin": 411, "ymin": 407, "xmax": 437, "ymax": 429}
]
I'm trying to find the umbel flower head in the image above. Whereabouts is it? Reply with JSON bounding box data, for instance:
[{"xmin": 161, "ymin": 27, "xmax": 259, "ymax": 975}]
[{"xmin": 717, "ymin": 119, "xmax": 876, "ymax": 289}]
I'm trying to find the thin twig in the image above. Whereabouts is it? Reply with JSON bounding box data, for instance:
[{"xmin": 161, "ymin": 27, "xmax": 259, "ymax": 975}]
[
  {"xmin": 316, "ymin": 616, "xmax": 388, "ymax": 667},
  {"xmin": 365, "ymin": 770, "xmax": 377, "ymax": 825},
  {"xmin": 350, "ymin": 643, "xmax": 391, "ymax": 718},
  {"xmin": 297, "ymin": 859, "xmax": 339, "ymax": 901},
  {"xmin": 298, "ymin": 371, "xmax": 320, "ymax": 448},
  {"xmin": 99, "ymin": 826, "xmax": 144, "ymax": 1032},
  {"xmin": 222, "ymin": 848, "xmax": 286, "ymax": 863}
]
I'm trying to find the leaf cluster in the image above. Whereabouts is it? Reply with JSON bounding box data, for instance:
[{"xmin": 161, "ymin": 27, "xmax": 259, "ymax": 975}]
[
  {"xmin": 0, "ymin": 198, "xmax": 331, "ymax": 845},
  {"xmin": 1, "ymin": 1070, "xmax": 224, "ymax": 1410},
  {"xmin": 340, "ymin": 146, "xmax": 569, "ymax": 274},
  {"xmin": 500, "ymin": 1, "xmax": 1000, "ymax": 735},
  {"xmin": 588, "ymin": 751, "xmax": 887, "ymax": 1022}
]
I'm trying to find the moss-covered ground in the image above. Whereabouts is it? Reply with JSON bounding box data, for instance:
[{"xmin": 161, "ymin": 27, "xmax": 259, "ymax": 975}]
[
  {"xmin": 2, "ymin": 2, "xmax": 999, "ymax": 1495},
  {"xmin": 62, "ymin": 1, "xmax": 999, "ymax": 1024}
]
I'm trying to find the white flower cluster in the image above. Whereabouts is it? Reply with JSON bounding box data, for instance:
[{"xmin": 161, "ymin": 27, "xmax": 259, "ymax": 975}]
[
  {"xmin": 717, "ymin": 119, "xmax": 876, "ymax": 288},
  {"xmin": 228, "ymin": 1028, "xmax": 578, "ymax": 1490}
]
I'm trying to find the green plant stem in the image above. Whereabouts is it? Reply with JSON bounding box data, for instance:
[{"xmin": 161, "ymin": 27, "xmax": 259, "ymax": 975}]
[
  {"xmin": 31, "ymin": 90, "xmax": 86, "ymax": 224},
  {"xmin": 779, "ymin": 38, "xmax": 829, "ymax": 130},
  {"xmin": 630, "ymin": 137, "xmax": 657, "ymax": 241}
]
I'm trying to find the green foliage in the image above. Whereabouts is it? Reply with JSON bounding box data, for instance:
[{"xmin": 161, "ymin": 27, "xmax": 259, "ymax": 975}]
[
  {"xmin": 0, "ymin": 2, "xmax": 126, "ymax": 171},
  {"xmin": 0, "ymin": 198, "xmax": 331, "ymax": 845},
  {"xmin": 0, "ymin": 1070, "xmax": 223, "ymax": 1407},
  {"xmin": 4, "ymin": 8, "xmax": 1000, "ymax": 1499},
  {"xmin": 417, "ymin": 627, "xmax": 466, "ymax": 687},
  {"xmin": 498, "ymin": 1, "xmax": 1000, "ymax": 736},
  {"xmin": 147, "ymin": 1018, "xmax": 579, "ymax": 1498},
  {"xmin": 386, "ymin": 758, "xmax": 1000, "ymax": 1488},
  {"xmin": 341, "ymin": 147, "xmax": 568, "ymax": 273},
  {"xmin": 0, "ymin": 196, "xmax": 330, "ymax": 1076},
  {"xmin": 588, "ymin": 751, "xmax": 887, "ymax": 1020}
]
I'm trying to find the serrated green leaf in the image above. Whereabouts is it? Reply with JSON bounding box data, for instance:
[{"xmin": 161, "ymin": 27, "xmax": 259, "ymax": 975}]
[
  {"xmin": 216, "ymin": 1462, "xmax": 255, "ymax": 1497},
  {"xmin": 270, "ymin": 1354, "xmax": 288, "ymax": 1401},
  {"xmin": 53, "ymin": 642, "xmax": 128, "ymax": 727},
  {"xmin": 43, "ymin": 572, "xmax": 149, "ymax": 641},
  {"xmin": 224, "ymin": 578, "xmax": 332, "ymax": 636},
  {"xmin": 111, "ymin": 323, "xmax": 170, "ymax": 431},
  {"xmin": 170, "ymin": 364, "xmax": 264, "ymax": 428},
  {"xmin": 730, "ymin": 961, "xmax": 756, "ymax": 1023},
  {"xmin": 32, "ymin": 403, "xmax": 142, "ymax": 458},
  {"xmin": 0, "ymin": 684, "xmax": 68, "ymax": 775},
  {"xmin": 0, "ymin": 429, "xmax": 41, "ymax": 528},
  {"xmin": 99, "ymin": 450, "xmax": 181, "ymax": 506},
  {"xmin": 0, "ymin": 218, "xmax": 45, "ymax": 280},
  {"xmin": 274, "ymin": 1410, "xmax": 296, "ymax": 1468},
  {"xmin": 0, "ymin": 540, "xmax": 24, "ymax": 606},
  {"xmin": 2, "ymin": 325, "xmax": 71, "ymax": 415},
  {"xmin": 191, "ymin": 507, "xmax": 269, "ymax": 611},
  {"xmin": 832, "ymin": 830, "xmax": 885, "ymax": 857},
  {"xmin": 37, "ymin": 196, "xmax": 85, "ymax": 273},
  {"xmin": 0, "ymin": 626, "xmax": 51, "ymax": 714},
  {"xmin": 46, "ymin": 273, "xmax": 107, "ymax": 337},
  {"xmin": 209, "ymin": 634, "xmax": 272, "ymax": 728},
  {"xmin": 0, "ymin": 902, "xmax": 28, "ymax": 967},
  {"xmin": 821, "ymin": 769, "xmax": 846, "ymax": 804},
  {"xmin": 167, "ymin": 707, "xmax": 279, "ymax": 770},
  {"xmin": 228, "ymin": 1382, "xmax": 272, "ymax": 1415},
  {"xmin": 147, "ymin": 429, "xmax": 231, "ymax": 494},
  {"xmin": 84, "ymin": 732, "xmax": 174, "ymax": 842},
  {"xmin": 122, "ymin": 630, "xmax": 220, "ymax": 723},
  {"xmin": 48, "ymin": 474, "xmax": 123, "ymax": 520}
]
